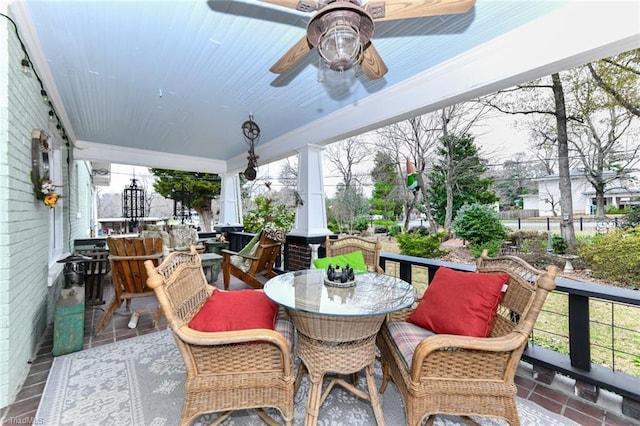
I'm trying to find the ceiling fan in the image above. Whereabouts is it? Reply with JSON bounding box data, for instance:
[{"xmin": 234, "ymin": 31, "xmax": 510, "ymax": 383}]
[{"xmin": 263, "ymin": 0, "xmax": 476, "ymax": 80}]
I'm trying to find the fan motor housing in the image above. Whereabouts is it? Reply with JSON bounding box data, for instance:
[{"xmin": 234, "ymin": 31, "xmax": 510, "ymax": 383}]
[{"xmin": 306, "ymin": 2, "xmax": 374, "ymax": 47}]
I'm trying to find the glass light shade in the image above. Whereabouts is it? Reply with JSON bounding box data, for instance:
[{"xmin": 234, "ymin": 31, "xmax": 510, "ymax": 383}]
[{"xmin": 318, "ymin": 24, "xmax": 361, "ymax": 72}]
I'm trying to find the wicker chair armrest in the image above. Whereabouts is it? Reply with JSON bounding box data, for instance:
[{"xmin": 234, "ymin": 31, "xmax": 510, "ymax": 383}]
[
  {"xmin": 410, "ymin": 332, "xmax": 528, "ymax": 382},
  {"xmin": 174, "ymin": 325, "xmax": 293, "ymax": 375}
]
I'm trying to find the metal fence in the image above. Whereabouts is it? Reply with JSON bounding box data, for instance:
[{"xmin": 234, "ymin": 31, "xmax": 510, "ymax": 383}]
[{"xmin": 502, "ymin": 216, "xmax": 623, "ymax": 234}]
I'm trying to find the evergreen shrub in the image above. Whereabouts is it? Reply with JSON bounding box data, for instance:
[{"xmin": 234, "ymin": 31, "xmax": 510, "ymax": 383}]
[
  {"xmin": 452, "ymin": 203, "xmax": 507, "ymax": 245},
  {"xmin": 578, "ymin": 226, "xmax": 640, "ymax": 288},
  {"xmin": 396, "ymin": 230, "xmax": 446, "ymax": 258}
]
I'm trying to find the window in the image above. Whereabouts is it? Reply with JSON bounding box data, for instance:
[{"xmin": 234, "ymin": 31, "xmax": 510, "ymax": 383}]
[{"xmin": 47, "ymin": 136, "xmax": 64, "ymax": 268}]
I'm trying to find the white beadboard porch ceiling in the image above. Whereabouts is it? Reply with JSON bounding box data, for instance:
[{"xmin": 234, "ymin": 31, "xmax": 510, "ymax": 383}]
[{"xmin": 12, "ymin": 1, "xmax": 640, "ymax": 175}]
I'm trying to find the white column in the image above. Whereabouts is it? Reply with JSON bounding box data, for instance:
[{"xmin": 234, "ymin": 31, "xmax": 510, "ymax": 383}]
[
  {"xmin": 217, "ymin": 173, "xmax": 243, "ymax": 226},
  {"xmin": 289, "ymin": 144, "xmax": 331, "ymax": 237}
]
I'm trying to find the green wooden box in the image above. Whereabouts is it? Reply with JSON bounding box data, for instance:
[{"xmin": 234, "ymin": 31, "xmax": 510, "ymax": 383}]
[{"xmin": 52, "ymin": 286, "xmax": 85, "ymax": 356}]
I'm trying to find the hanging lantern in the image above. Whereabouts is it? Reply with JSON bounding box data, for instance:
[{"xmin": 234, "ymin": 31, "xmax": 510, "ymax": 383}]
[{"xmin": 122, "ymin": 178, "xmax": 146, "ymax": 233}]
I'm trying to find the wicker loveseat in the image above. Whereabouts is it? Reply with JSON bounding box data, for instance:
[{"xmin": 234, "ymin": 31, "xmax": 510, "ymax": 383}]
[
  {"xmin": 145, "ymin": 247, "xmax": 295, "ymax": 425},
  {"xmin": 377, "ymin": 252, "xmax": 558, "ymax": 425}
]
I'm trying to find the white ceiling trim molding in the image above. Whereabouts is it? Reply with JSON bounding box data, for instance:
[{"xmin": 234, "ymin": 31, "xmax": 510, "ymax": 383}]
[
  {"xmin": 73, "ymin": 140, "xmax": 227, "ymax": 174},
  {"xmin": 229, "ymin": 0, "xmax": 640, "ymax": 172}
]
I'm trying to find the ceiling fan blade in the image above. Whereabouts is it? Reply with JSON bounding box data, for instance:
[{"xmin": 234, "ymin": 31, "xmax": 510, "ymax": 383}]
[
  {"xmin": 270, "ymin": 35, "xmax": 313, "ymax": 74},
  {"xmin": 367, "ymin": 0, "xmax": 475, "ymax": 22},
  {"xmin": 259, "ymin": 0, "xmax": 318, "ymax": 12},
  {"xmin": 361, "ymin": 43, "xmax": 388, "ymax": 79}
]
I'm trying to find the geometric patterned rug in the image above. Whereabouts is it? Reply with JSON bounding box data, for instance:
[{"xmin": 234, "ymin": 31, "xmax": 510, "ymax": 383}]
[{"xmin": 36, "ymin": 330, "xmax": 579, "ymax": 425}]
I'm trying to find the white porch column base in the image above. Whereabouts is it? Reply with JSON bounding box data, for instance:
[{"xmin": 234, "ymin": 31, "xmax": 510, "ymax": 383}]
[
  {"xmin": 309, "ymin": 243, "xmax": 321, "ymax": 268},
  {"xmin": 289, "ymin": 144, "xmax": 331, "ymax": 237},
  {"xmin": 216, "ymin": 173, "xmax": 243, "ymax": 227}
]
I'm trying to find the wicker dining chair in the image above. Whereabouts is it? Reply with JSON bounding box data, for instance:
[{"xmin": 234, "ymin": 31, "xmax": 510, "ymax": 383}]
[
  {"xmin": 324, "ymin": 235, "xmax": 384, "ymax": 273},
  {"xmin": 145, "ymin": 247, "xmax": 295, "ymax": 426},
  {"xmin": 377, "ymin": 251, "xmax": 558, "ymax": 426}
]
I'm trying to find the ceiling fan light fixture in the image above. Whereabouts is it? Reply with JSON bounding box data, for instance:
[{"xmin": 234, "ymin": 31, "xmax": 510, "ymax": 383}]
[
  {"xmin": 318, "ymin": 23, "xmax": 360, "ymax": 71},
  {"xmin": 307, "ymin": 3, "xmax": 374, "ymax": 73}
]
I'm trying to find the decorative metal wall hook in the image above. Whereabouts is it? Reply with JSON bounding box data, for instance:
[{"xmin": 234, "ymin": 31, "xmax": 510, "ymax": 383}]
[{"xmin": 241, "ymin": 115, "xmax": 261, "ymax": 181}]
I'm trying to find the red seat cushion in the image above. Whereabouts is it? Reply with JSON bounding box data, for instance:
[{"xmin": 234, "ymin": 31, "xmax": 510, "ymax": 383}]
[
  {"xmin": 407, "ymin": 266, "xmax": 509, "ymax": 337},
  {"xmin": 189, "ymin": 289, "xmax": 278, "ymax": 332}
]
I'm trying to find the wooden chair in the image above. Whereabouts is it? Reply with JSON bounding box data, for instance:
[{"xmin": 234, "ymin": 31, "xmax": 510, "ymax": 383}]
[
  {"xmin": 94, "ymin": 237, "xmax": 164, "ymax": 334},
  {"xmin": 324, "ymin": 235, "xmax": 383, "ymax": 273},
  {"xmin": 222, "ymin": 229, "xmax": 283, "ymax": 290},
  {"xmin": 145, "ymin": 247, "xmax": 295, "ymax": 426},
  {"xmin": 377, "ymin": 252, "xmax": 559, "ymax": 426}
]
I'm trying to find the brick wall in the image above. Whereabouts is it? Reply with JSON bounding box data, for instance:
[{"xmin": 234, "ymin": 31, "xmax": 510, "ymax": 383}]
[
  {"xmin": 284, "ymin": 235, "xmax": 327, "ymax": 271},
  {"xmin": 0, "ymin": 9, "xmax": 91, "ymax": 408},
  {"xmin": 286, "ymin": 242, "xmax": 312, "ymax": 271}
]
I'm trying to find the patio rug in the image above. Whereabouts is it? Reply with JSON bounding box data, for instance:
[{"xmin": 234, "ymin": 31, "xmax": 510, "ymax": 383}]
[{"xmin": 36, "ymin": 330, "xmax": 578, "ymax": 425}]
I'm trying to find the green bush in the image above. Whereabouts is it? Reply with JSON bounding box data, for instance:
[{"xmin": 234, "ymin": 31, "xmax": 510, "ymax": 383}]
[
  {"xmin": 578, "ymin": 226, "xmax": 640, "ymax": 288},
  {"xmin": 388, "ymin": 224, "xmax": 402, "ymax": 236},
  {"xmin": 505, "ymin": 230, "xmax": 552, "ymax": 254},
  {"xmin": 243, "ymin": 196, "xmax": 294, "ymax": 233},
  {"xmin": 451, "ymin": 203, "xmax": 507, "ymax": 245},
  {"xmin": 469, "ymin": 239, "xmax": 503, "ymax": 257},
  {"xmin": 373, "ymin": 219, "xmax": 396, "ymax": 228},
  {"xmin": 621, "ymin": 208, "xmax": 640, "ymax": 229},
  {"xmin": 552, "ymin": 235, "xmax": 568, "ymax": 254},
  {"xmin": 353, "ymin": 215, "xmax": 370, "ymax": 232},
  {"xmin": 396, "ymin": 231, "xmax": 446, "ymax": 258},
  {"xmin": 606, "ymin": 205, "xmax": 631, "ymax": 215}
]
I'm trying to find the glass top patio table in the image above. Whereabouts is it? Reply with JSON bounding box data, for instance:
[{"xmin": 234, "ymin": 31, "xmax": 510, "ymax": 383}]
[{"xmin": 263, "ymin": 269, "xmax": 415, "ymax": 316}]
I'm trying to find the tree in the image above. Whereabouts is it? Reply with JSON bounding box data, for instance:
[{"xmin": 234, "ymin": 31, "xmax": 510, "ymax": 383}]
[
  {"xmin": 566, "ymin": 64, "xmax": 640, "ymax": 217},
  {"xmin": 492, "ymin": 153, "xmax": 540, "ymax": 210},
  {"xmin": 325, "ymin": 137, "xmax": 371, "ymax": 232},
  {"xmin": 479, "ymin": 73, "xmax": 578, "ymax": 249},
  {"xmin": 375, "ymin": 115, "xmax": 441, "ymax": 232},
  {"xmin": 586, "ymin": 49, "xmax": 640, "ymax": 118},
  {"xmin": 150, "ymin": 169, "xmax": 221, "ymax": 231},
  {"xmin": 428, "ymin": 133, "xmax": 498, "ymax": 228},
  {"xmin": 370, "ymin": 151, "xmax": 403, "ymax": 219}
]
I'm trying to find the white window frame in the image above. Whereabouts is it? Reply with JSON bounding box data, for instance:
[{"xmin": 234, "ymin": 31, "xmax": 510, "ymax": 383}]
[{"xmin": 47, "ymin": 135, "xmax": 65, "ymax": 279}]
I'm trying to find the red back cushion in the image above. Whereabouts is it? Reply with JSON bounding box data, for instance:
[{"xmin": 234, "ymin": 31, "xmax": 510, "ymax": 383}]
[
  {"xmin": 407, "ymin": 266, "xmax": 509, "ymax": 337},
  {"xmin": 189, "ymin": 289, "xmax": 278, "ymax": 332}
]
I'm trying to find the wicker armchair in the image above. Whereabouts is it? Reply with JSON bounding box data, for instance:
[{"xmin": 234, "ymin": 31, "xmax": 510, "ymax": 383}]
[
  {"xmin": 377, "ymin": 252, "xmax": 558, "ymax": 425},
  {"xmin": 94, "ymin": 237, "xmax": 164, "ymax": 334},
  {"xmin": 324, "ymin": 235, "xmax": 383, "ymax": 273},
  {"xmin": 145, "ymin": 247, "xmax": 295, "ymax": 425}
]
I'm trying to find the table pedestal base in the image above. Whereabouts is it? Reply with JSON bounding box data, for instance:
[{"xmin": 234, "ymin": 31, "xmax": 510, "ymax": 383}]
[{"xmin": 289, "ymin": 310, "xmax": 386, "ymax": 426}]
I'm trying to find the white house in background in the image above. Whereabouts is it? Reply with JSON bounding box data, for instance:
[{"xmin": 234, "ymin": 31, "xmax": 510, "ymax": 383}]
[{"xmin": 522, "ymin": 171, "xmax": 640, "ymax": 217}]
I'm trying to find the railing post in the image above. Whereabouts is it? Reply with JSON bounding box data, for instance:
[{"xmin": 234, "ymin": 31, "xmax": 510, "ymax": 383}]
[
  {"xmin": 580, "ymin": 217, "xmax": 583, "ymax": 231},
  {"xmin": 518, "ymin": 218, "xmax": 521, "ymax": 229},
  {"xmin": 399, "ymin": 260, "xmax": 412, "ymax": 284},
  {"xmin": 547, "ymin": 217, "xmax": 550, "ymax": 231},
  {"xmin": 569, "ymin": 294, "xmax": 591, "ymax": 371}
]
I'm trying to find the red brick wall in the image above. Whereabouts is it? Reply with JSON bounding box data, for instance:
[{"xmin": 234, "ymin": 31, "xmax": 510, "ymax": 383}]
[{"xmin": 286, "ymin": 241, "xmax": 312, "ymax": 271}]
